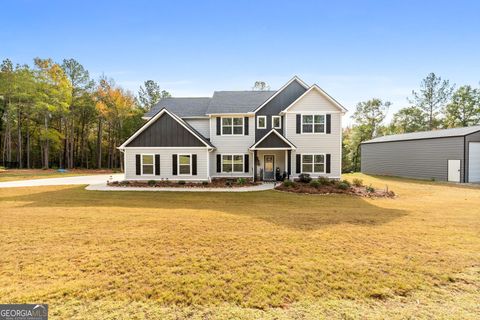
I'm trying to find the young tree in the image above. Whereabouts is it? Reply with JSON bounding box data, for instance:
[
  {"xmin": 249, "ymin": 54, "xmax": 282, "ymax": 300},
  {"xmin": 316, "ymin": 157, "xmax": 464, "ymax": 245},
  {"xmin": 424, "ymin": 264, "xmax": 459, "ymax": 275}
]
[
  {"xmin": 444, "ymin": 85, "xmax": 480, "ymax": 128},
  {"xmin": 137, "ymin": 80, "xmax": 170, "ymax": 111},
  {"xmin": 409, "ymin": 73, "xmax": 454, "ymax": 130},
  {"xmin": 391, "ymin": 106, "xmax": 428, "ymax": 133}
]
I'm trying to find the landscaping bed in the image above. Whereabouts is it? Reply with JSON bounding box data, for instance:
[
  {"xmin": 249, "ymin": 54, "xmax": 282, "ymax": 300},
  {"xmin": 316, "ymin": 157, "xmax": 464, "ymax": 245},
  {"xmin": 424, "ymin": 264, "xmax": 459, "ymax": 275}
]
[
  {"xmin": 108, "ymin": 177, "xmax": 259, "ymax": 188},
  {"xmin": 275, "ymin": 175, "xmax": 395, "ymax": 198}
]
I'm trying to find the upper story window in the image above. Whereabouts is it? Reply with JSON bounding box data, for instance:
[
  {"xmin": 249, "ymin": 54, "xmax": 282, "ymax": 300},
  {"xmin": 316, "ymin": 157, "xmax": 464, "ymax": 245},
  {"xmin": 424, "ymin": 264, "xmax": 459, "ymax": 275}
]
[
  {"xmin": 257, "ymin": 116, "xmax": 266, "ymax": 129},
  {"xmin": 141, "ymin": 154, "xmax": 154, "ymax": 175},
  {"xmin": 272, "ymin": 116, "xmax": 281, "ymax": 129},
  {"xmin": 222, "ymin": 117, "xmax": 244, "ymax": 135},
  {"xmin": 302, "ymin": 114, "xmax": 325, "ymax": 133}
]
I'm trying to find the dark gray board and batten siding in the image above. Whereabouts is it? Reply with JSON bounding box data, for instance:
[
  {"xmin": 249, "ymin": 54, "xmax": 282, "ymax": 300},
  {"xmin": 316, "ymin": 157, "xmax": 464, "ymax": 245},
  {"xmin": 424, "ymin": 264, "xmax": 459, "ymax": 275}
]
[
  {"xmin": 126, "ymin": 112, "xmax": 205, "ymax": 147},
  {"xmin": 361, "ymin": 137, "xmax": 465, "ymax": 182},
  {"xmin": 255, "ymin": 80, "xmax": 307, "ymax": 142}
]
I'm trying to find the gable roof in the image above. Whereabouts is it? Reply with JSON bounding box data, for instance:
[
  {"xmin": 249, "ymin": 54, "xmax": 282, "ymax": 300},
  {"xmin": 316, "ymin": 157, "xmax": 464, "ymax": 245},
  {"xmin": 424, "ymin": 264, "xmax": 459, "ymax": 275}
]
[
  {"xmin": 119, "ymin": 108, "xmax": 214, "ymax": 149},
  {"xmin": 280, "ymin": 84, "xmax": 348, "ymax": 114},
  {"xmin": 205, "ymin": 91, "xmax": 275, "ymax": 114},
  {"xmin": 362, "ymin": 126, "xmax": 480, "ymax": 144},
  {"xmin": 252, "ymin": 76, "xmax": 309, "ymax": 113},
  {"xmin": 250, "ymin": 129, "xmax": 296, "ymax": 150},
  {"xmin": 144, "ymin": 97, "xmax": 211, "ymax": 118}
]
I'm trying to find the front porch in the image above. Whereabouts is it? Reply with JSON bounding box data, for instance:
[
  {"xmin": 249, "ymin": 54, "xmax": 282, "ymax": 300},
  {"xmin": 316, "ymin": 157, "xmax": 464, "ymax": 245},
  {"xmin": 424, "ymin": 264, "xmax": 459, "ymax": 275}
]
[{"xmin": 250, "ymin": 129, "xmax": 295, "ymax": 182}]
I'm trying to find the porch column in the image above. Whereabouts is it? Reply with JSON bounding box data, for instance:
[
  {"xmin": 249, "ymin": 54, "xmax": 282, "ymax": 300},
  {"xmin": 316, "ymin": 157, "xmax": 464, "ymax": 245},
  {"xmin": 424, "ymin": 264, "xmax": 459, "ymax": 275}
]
[
  {"xmin": 253, "ymin": 150, "xmax": 258, "ymax": 182},
  {"xmin": 287, "ymin": 150, "xmax": 292, "ymax": 179}
]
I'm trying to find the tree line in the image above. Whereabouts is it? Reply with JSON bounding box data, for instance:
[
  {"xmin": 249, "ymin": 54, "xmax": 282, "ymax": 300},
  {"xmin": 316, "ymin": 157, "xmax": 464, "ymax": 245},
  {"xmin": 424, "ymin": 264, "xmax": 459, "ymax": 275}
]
[
  {"xmin": 0, "ymin": 58, "xmax": 169, "ymax": 170},
  {"xmin": 343, "ymin": 73, "xmax": 480, "ymax": 172}
]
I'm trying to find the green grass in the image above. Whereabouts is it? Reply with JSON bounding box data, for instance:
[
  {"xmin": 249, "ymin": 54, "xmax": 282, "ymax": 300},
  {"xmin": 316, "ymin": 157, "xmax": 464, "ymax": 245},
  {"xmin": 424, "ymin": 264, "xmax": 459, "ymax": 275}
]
[
  {"xmin": 0, "ymin": 174, "xmax": 479, "ymax": 319},
  {"xmin": 0, "ymin": 169, "xmax": 114, "ymax": 182}
]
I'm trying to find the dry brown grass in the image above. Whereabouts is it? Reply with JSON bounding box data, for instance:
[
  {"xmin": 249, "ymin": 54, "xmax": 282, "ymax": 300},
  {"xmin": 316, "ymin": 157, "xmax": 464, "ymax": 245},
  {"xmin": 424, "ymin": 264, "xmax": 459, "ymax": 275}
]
[
  {"xmin": 0, "ymin": 169, "xmax": 115, "ymax": 182},
  {"xmin": 0, "ymin": 173, "xmax": 479, "ymax": 319}
]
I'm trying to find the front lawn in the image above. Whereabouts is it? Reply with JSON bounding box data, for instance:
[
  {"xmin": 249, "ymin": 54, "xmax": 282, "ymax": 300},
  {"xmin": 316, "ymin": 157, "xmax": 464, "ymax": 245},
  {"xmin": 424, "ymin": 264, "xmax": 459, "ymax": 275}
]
[
  {"xmin": 0, "ymin": 169, "xmax": 115, "ymax": 182},
  {"xmin": 0, "ymin": 174, "xmax": 478, "ymax": 319}
]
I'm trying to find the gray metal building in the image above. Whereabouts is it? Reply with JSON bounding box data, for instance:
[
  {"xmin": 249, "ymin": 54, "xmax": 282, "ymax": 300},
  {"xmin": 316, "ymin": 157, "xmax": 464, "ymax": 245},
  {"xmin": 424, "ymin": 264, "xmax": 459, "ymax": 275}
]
[{"xmin": 361, "ymin": 126, "xmax": 480, "ymax": 183}]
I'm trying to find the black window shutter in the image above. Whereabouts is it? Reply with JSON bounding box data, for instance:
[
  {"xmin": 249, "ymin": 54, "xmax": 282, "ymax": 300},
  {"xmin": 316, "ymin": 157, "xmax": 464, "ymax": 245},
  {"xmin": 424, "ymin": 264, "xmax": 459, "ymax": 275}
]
[
  {"xmin": 244, "ymin": 117, "xmax": 249, "ymax": 135},
  {"xmin": 216, "ymin": 117, "xmax": 221, "ymax": 135},
  {"xmin": 135, "ymin": 154, "xmax": 141, "ymax": 175},
  {"xmin": 155, "ymin": 154, "xmax": 160, "ymax": 175},
  {"xmin": 326, "ymin": 154, "xmax": 331, "ymax": 173},
  {"xmin": 192, "ymin": 154, "xmax": 197, "ymax": 175},
  {"xmin": 244, "ymin": 154, "xmax": 249, "ymax": 173},
  {"xmin": 216, "ymin": 154, "xmax": 221, "ymax": 173},
  {"xmin": 326, "ymin": 114, "xmax": 331, "ymax": 134},
  {"xmin": 296, "ymin": 154, "xmax": 301, "ymax": 173},
  {"xmin": 296, "ymin": 114, "xmax": 301, "ymax": 134},
  {"xmin": 172, "ymin": 154, "xmax": 178, "ymax": 175}
]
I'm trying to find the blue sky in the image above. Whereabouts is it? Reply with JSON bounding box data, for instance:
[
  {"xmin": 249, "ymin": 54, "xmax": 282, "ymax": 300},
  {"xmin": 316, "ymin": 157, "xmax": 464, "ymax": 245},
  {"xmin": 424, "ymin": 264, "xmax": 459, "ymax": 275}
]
[{"xmin": 2, "ymin": 0, "xmax": 480, "ymax": 123}]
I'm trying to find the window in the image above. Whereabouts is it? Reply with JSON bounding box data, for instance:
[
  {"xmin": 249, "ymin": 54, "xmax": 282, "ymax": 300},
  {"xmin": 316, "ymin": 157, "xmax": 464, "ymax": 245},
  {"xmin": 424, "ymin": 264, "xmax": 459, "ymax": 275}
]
[
  {"xmin": 178, "ymin": 154, "xmax": 191, "ymax": 175},
  {"xmin": 222, "ymin": 154, "xmax": 244, "ymax": 173},
  {"xmin": 222, "ymin": 117, "xmax": 244, "ymax": 135},
  {"xmin": 302, "ymin": 114, "xmax": 325, "ymax": 133},
  {"xmin": 141, "ymin": 154, "xmax": 154, "ymax": 175},
  {"xmin": 257, "ymin": 116, "xmax": 266, "ymax": 129},
  {"xmin": 302, "ymin": 154, "xmax": 325, "ymax": 173},
  {"xmin": 272, "ymin": 116, "xmax": 281, "ymax": 129}
]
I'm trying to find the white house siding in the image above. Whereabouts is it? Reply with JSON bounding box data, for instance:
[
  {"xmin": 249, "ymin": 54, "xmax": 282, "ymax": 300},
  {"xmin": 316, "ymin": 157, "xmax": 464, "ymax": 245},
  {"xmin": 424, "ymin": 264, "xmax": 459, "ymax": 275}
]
[
  {"xmin": 209, "ymin": 115, "xmax": 255, "ymax": 178},
  {"xmin": 124, "ymin": 147, "xmax": 209, "ymax": 181},
  {"xmin": 284, "ymin": 89, "xmax": 343, "ymax": 179},
  {"xmin": 185, "ymin": 118, "xmax": 210, "ymax": 138}
]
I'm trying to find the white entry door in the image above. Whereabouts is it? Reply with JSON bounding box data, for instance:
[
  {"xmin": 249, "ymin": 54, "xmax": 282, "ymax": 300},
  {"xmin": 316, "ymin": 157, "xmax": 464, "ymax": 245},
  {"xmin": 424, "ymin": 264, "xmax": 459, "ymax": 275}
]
[
  {"xmin": 448, "ymin": 159, "xmax": 461, "ymax": 182},
  {"xmin": 468, "ymin": 142, "xmax": 480, "ymax": 182}
]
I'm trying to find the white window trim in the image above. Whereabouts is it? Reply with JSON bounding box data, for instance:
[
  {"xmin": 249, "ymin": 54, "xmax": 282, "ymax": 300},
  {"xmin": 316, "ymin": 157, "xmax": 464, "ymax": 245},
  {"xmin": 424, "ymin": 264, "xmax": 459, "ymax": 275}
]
[
  {"xmin": 272, "ymin": 115, "xmax": 281, "ymax": 129},
  {"xmin": 221, "ymin": 154, "xmax": 245, "ymax": 173},
  {"xmin": 301, "ymin": 153, "xmax": 326, "ymax": 174},
  {"xmin": 177, "ymin": 153, "xmax": 192, "ymax": 176},
  {"xmin": 141, "ymin": 153, "xmax": 155, "ymax": 176},
  {"xmin": 257, "ymin": 116, "xmax": 267, "ymax": 129},
  {"xmin": 300, "ymin": 114, "xmax": 326, "ymax": 134},
  {"xmin": 221, "ymin": 116, "xmax": 244, "ymax": 136}
]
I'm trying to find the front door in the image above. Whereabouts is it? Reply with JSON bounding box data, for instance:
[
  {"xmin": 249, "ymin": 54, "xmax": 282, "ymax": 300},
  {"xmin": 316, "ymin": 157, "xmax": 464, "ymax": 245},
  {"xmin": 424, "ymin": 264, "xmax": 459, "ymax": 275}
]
[
  {"xmin": 448, "ymin": 159, "xmax": 461, "ymax": 182},
  {"xmin": 264, "ymin": 155, "xmax": 275, "ymax": 180}
]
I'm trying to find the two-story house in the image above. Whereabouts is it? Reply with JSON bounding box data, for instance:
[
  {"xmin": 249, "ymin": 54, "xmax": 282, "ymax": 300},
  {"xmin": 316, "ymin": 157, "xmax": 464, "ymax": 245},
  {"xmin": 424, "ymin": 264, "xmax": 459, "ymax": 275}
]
[{"xmin": 118, "ymin": 76, "xmax": 347, "ymax": 181}]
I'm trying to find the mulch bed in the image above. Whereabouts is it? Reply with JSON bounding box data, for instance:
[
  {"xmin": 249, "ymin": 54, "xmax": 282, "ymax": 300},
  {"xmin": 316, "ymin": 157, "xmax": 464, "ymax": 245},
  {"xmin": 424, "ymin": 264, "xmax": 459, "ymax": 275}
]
[
  {"xmin": 275, "ymin": 182, "xmax": 396, "ymax": 198},
  {"xmin": 108, "ymin": 178, "xmax": 260, "ymax": 188}
]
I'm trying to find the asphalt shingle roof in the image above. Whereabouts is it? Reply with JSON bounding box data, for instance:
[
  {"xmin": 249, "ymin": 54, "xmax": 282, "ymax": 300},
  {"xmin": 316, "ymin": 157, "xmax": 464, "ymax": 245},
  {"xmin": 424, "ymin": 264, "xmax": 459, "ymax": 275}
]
[
  {"xmin": 145, "ymin": 91, "xmax": 276, "ymax": 118},
  {"xmin": 145, "ymin": 97, "xmax": 211, "ymax": 118},
  {"xmin": 205, "ymin": 91, "xmax": 275, "ymax": 114},
  {"xmin": 363, "ymin": 126, "xmax": 480, "ymax": 144}
]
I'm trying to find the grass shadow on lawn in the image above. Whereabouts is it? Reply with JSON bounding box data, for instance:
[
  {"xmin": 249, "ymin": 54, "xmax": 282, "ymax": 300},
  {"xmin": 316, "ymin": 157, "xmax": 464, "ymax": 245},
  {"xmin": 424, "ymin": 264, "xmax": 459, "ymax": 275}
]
[{"xmin": 0, "ymin": 185, "xmax": 407, "ymax": 230}]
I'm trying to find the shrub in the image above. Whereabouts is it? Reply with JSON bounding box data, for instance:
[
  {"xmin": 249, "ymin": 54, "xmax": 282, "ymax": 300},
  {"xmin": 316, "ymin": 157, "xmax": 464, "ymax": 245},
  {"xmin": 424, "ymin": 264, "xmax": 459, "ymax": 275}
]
[
  {"xmin": 298, "ymin": 173, "xmax": 312, "ymax": 183},
  {"xmin": 178, "ymin": 180, "xmax": 186, "ymax": 185},
  {"xmin": 236, "ymin": 177, "xmax": 247, "ymax": 185},
  {"xmin": 283, "ymin": 180, "xmax": 295, "ymax": 188},
  {"xmin": 337, "ymin": 182, "xmax": 350, "ymax": 190},
  {"xmin": 148, "ymin": 180, "xmax": 156, "ymax": 186},
  {"xmin": 317, "ymin": 176, "xmax": 331, "ymax": 185},
  {"xmin": 341, "ymin": 179, "xmax": 351, "ymax": 187},
  {"xmin": 366, "ymin": 184, "xmax": 375, "ymax": 193},
  {"xmin": 225, "ymin": 180, "xmax": 233, "ymax": 187},
  {"xmin": 309, "ymin": 180, "xmax": 321, "ymax": 188},
  {"xmin": 352, "ymin": 178, "xmax": 363, "ymax": 187},
  {"xmin": 202, "ymin": 181, "xmax": 209, "ymax": 185}
]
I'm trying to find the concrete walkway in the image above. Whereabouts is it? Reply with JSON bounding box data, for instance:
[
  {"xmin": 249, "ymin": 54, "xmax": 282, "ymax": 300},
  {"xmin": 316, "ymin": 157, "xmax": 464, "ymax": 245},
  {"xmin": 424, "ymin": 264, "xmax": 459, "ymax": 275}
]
[
  {"xmin": 86, "ymin": 182, "xmax": 276, "ymax": 192},
  {"xmin": 0, "ymin": 174, "xmax": 124, "ymax": 188}
]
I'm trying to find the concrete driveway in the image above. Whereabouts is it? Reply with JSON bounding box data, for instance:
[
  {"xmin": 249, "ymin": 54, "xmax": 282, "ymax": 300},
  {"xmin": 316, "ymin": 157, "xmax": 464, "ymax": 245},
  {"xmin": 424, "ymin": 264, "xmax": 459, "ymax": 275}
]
[{"xmin": 0, "ymin": 174, "xmax": 124, "ymax": 188}]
